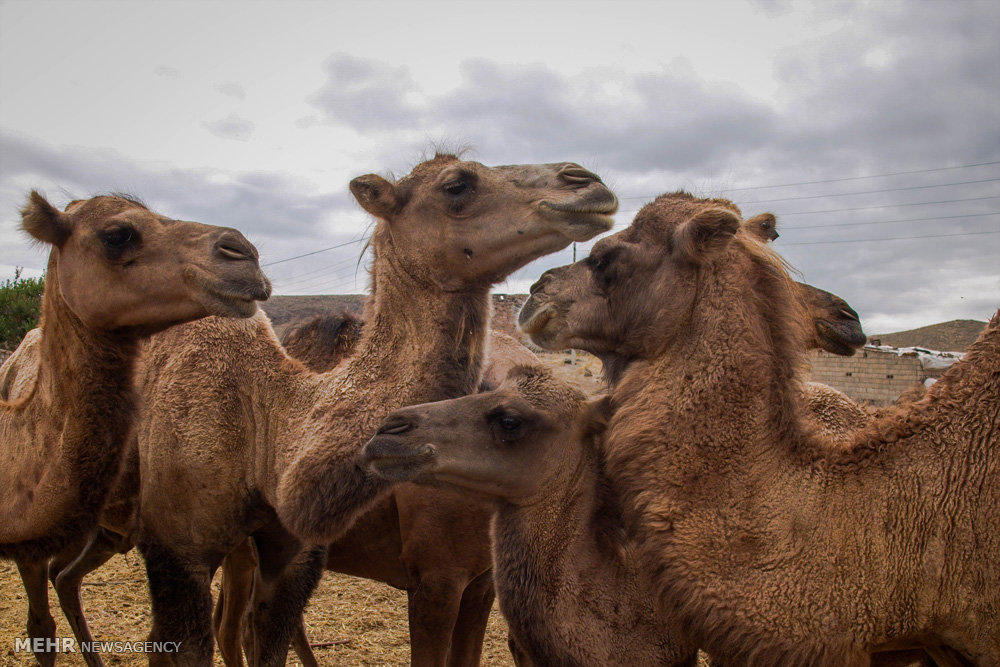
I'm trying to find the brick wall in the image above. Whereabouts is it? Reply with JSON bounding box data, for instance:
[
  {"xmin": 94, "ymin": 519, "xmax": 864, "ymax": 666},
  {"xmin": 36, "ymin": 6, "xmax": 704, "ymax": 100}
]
[{"xmin": 804, "ymin": 348, "xmax": 924, "ymax": 405}]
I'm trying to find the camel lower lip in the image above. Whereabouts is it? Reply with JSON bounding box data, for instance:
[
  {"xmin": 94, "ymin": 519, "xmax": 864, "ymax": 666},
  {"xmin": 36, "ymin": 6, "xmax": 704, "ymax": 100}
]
[{"xmin": 518, "ymin": 302, "xmax": 553, "ymax": 335}]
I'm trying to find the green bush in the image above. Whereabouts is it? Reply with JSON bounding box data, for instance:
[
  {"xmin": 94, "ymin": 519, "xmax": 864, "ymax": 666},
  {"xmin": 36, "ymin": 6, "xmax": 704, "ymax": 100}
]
[{"xmin": 0, "ymin": 268, "xmax": 44, "ymax": 350}]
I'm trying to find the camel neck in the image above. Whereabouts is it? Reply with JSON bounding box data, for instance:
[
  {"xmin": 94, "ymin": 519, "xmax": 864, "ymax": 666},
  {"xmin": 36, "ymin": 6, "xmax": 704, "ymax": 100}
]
[
  {"xmin": 348, "ymin": 253, "xmax": 490, "ymax": 400},
  {"xmin": 0, "ymin": 257, "xmax": 138, "ymax": 558}
]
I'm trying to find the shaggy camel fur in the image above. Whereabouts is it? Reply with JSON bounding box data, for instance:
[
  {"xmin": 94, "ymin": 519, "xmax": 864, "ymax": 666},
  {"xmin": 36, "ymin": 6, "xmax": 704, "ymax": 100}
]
[
  {"xmin": 0, "ymin": 327, "xmax": 41, "ymax": 401},
  {"xmin": 134, "ymin": 156, "xmax": 617, "ymax": 667},
  {"xmin": 532, "ymin": 191, "xmax": 999, "ymax": 665},
  {"xmin": 363, "ymin": 365, "xmax": 699, "ymax": 666},
  {"xmin": 1, "ymin": 193, "xmax": 269, "ymax": 667},
  {"xmin": 517, "ymin": 207, "xmax": 940, "ymax": 667}
]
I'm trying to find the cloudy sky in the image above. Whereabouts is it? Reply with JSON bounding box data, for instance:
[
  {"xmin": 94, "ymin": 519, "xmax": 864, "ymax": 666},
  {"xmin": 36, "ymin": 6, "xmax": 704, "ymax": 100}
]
[{"xmin": 1, "ymin": 0, "xmax": 997, "ymax": 334}]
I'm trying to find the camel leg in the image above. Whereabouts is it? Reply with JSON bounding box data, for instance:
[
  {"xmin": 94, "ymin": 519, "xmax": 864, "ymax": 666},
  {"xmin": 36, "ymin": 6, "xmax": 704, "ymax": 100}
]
[
  {"xmin": 289, "ymin": 617, "xmax": 319, "ymax": 667},
  {"xmin": 49, "ymin": 528, "xmax": 126, "ymax": 667},
  {"xmin": 245, "ymin": 533, "xmax": 325, "ymax": 667},
  {"xmin": 16, "ymin": 558, "xmax": 57, "ymax": 667},
  {"xmin": 406, "ymin": 571, "xmax": 467, "ymax": 667},
  {"xmin": 446, "ymin": 569, "xmax": 495, "ymax": 667},
  {"xmin": 214, "ymin": 539, "xmax": 258, "ymax": 667},
  {"xmin": 140, "ymin": 535, "xmax": 215, "ymax": 667}
]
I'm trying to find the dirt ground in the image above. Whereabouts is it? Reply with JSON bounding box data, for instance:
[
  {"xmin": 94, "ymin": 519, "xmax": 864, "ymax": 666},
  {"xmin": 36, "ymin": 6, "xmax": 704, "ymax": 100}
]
[{"xmin": 0, "ymin": 352, "xmax": 607, "ymax": 667}]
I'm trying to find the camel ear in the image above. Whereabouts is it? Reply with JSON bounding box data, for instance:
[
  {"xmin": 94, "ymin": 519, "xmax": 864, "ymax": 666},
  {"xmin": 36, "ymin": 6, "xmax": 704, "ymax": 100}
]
[
  {"xmin": 673, "ymin": 207, "xmax": 740, "ymax": 263},
  {"xmin": 21, "ymin": 191, "xmax": 70, "ymax": 246},
  {"xmin": 350, "ymin": 174, "xmax": 400, "ymax": 221},
  {"xmin": 796, "ymin": 282, "xmax": 867, "ymax": 356},
  {"xmin": 744, "ymin": 212, "xmax": 778, "ymax": 242}
]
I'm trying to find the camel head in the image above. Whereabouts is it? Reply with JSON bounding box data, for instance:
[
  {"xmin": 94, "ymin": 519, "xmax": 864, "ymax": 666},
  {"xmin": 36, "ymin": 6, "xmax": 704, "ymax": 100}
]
[
  {"xmin": 520, "ymin": 195, "xmax": 862, "ymax": 370},
  {"xmin": 21, "ymin": 192, "xmax": 271, "ymax": 331},
  {"xmin": 362, "ymin": 365, "xmax": 587, "ymax": 502},
  {"xmin": 518, "ymin": 192, "xmax": 810, "ymax": 366},
  {"xmin": 349, "ymin": 155, "xmax": 618, "ymax": 290},
  {"xmin": 744, "ymin": 212, "xmax": 779, "ymax": 242},
  {"xmin": 797, "ymin": 284, "xmax": 867, "ymax": 355}
]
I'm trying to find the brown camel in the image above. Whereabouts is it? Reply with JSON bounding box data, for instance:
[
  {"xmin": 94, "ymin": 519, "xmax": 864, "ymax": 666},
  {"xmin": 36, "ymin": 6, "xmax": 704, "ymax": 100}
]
[
  {"xmin": 362, "ymin": 365, "xmax": 699, "ymax": 666},
  {"xmin": 212, "ymin": 324, "xmax": 539, "ymax": 667},
  {"xmin": 132, "ymin": 156, "xmax": 616, "ymax": 667},
  {"xmin": 744, "ymin": 211, "xmax": 779, "ymax": 242},
  {"xmin": 516, "ymin": 205, "xmax": 940, "ymax": 667},
  {"xmin": 523, "ymin": 191, "xmax": 998, "ymax": 665},
  {"xmin": 0, "ymin": 192, "xmax": 269, "ymax": 666}
]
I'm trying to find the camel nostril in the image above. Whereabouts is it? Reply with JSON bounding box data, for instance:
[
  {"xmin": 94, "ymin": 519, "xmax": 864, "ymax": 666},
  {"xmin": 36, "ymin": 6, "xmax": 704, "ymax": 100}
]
[
  {"xmin": 214, "ymin": 230, "xmax": 258, "ymax": 262},
  {"xmin": 558, "ymin": 164, "xmax": 602, "ymax": 186}
]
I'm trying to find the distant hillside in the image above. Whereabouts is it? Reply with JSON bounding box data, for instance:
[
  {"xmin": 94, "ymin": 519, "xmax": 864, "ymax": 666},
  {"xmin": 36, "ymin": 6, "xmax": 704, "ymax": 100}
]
[
  {"xmin": 870, "ymin": 319, "xmax": 988, "ymax": 352},
  {"xmin": 260, "ymin": 293, "xmax": 529, "ymax": 338}
]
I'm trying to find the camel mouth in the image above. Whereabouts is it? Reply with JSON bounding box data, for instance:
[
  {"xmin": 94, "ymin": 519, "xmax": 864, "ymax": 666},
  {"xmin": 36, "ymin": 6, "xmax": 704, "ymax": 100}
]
[
  {"xmin": 517, "ymin": 298, "xmax": 554, "ymax": 335},
  {"xmin": 188, "ymin": 269, "xmax": 272, "ymax": 319},
  {"xmin": 538, "ymin": 196, "xmax": 618, "ymax": 241},
  {"xmin": 363, "ymin": 438, "xmax": 436, "ymax": 482},
  {"xmin": 816, "ymin": 319, "xmax": 868, "ymax": 357}
]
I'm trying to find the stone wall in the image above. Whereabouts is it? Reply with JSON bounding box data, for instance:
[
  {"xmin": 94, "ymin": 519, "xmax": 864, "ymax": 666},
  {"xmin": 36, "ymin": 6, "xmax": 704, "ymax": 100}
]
[{"xmin": 804, "ymin": 348, "xmax": 925, "ymax": 405}]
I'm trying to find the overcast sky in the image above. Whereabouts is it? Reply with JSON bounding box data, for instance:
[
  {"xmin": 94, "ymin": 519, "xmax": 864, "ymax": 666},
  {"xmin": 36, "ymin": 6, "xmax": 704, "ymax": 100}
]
[{"xmin": 1, "ymin": 0, "xmax": 997, "ymax": 334}]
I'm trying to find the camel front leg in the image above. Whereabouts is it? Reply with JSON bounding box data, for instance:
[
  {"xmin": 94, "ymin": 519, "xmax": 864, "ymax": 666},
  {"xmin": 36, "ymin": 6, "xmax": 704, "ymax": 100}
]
[
  {"xmin": 139, "ymin": 535, "xmax": 215, "ymax": 667},
  {"xmin": 406, "ymin": 571, "xmax": 466, "ymax": 667},
  {"xmin": 213, "ymin": 538, "xmax": 258, "ymax": 667},
  {"xmin": 446, "ymin": 568, "xmax": 495, "ymax": 667},
  {"xmin": 244, "ymin": 532, "xmax": 325, "ymax": 667},
  {"xmin": 16, "ymin": 558, "xmax": 57, "ymax": 667},
  {"xmin": 49, "ymin": 527, "xmax": 128, "ymax": 667}
]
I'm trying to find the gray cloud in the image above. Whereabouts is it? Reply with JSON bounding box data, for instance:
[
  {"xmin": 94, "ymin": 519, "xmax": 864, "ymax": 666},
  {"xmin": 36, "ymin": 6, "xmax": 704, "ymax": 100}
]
[
  {"xmin": 217, "ymin": 82, "xmax": 247, "ymax": 100},
  {"xmin": 203, "ymin": 113, "xmax": 256, "ymax": 141},
  {"xmin": 153, "ymin": 65, "xmax": 180, "ymax": 79},
  {"xmin": 0, "ymin": 132, "xmax": 357, "ymax": 249}
]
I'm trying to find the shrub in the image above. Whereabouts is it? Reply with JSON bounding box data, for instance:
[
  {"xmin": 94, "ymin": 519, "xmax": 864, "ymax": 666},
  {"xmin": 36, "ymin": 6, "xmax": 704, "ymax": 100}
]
[{"xmin": 0, "ymin": 268, "xmax": 44, "ymax": 350}]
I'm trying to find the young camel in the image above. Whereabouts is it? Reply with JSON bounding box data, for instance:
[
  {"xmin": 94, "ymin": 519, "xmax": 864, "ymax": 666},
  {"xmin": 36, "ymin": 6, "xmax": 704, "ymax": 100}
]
[
  {"xmin": 524, "ymin": 191, "xmax": 999, "ymax": 665},
  {"xmin": 134, "ymin": 156, "xmax": 617, "ymax": 667},
  {"xmin": 0, "ymin": 192, "xmax": 269, "ymax": 666},
  {"xmin": 362, "ymin": 365, "xmax": 699, "ymax": 666}
]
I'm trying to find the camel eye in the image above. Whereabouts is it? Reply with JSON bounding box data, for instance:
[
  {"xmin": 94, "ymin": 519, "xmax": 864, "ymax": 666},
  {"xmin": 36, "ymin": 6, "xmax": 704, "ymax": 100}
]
[
  {"xmin": 761, "ymin": 222, "xmax": 771, "ymax": 230},
  {"xmin": 489, "ymin": 409, "xmax": 527, "ymax": 443},
  {"xmin": 498, "ymin": 415, "xmax": 522, "ymax": 431},
  {"xmin": 99, "ymin": 225, "xmax": 140, "ymax": 260},
  {"xmin": 443, "ymin": 181, "xmax": 469, "ymax": 197},
  {"xmin": 102, "ymin": 226, "xmax": 135, "ymax": 248}
]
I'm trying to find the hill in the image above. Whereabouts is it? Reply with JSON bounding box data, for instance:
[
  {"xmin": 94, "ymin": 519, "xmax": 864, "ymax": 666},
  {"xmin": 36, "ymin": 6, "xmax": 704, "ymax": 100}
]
[{"xmin": 870, "ymin": 319, "xmax": 988, "ymax": 352}]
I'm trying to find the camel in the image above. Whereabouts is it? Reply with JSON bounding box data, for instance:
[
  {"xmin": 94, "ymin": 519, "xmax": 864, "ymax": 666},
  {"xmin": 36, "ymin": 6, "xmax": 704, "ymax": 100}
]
[
  {"xmin": 745, "ymin": 211, "xmax": 779, "ymax": 242},
  {"xmin": 0, "ymin": 192, "xmax": 269, "ymax": 666},
  {"xmin": 362, "ymin": 364, "xmax": 699, "ymax": 666},
  {"xmin": 522, "ymin": 191, "xmax": 999, "ymax": 665},
  {"xmin": 210, "ymin": 323, "xmax": 540, "ymax": 667},
  {"xmin": 131, "ymin": 156, "xmax": 617, "ymax": 667},
  {"xmin": 516, "ymin": 204, "xmax": 944, "ymax": 667}
]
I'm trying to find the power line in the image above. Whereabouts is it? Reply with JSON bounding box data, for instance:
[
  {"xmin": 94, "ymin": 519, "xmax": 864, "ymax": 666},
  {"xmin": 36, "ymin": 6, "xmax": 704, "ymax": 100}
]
[
  {"xmin": 618, "ymin": 160, "xmax": 1000, "ymax": 199},
  {"xmin": 610, "ymin": 195, "xmax": 1000, "ymax": 221},
  {"xmin": 783, "ymin": 211, "xmax": 1000, "ymax": 230},
  {"xmin": 261, "ymin": 237, "xmax": 366, "ymax": 267},
  {"xmin": 781, "ymin": 230, "xmax": 1000, "ymax": 246},
  {"xmin": 735, "ymin": 178, "xmax": 1000, "ymax": 205}
]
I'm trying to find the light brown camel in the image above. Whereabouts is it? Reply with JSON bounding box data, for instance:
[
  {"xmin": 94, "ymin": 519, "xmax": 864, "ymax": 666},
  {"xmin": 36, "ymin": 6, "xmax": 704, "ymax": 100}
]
[
  {"xmin": 132, "ymin": 156, "xmax": 616, "ymax": 667},
  {"xmin": 526, "ymin": 191, "xmax": 999, "ymax": 665},
  {"xmin": 0, "ymin": 192, "xmax": 269, "ymax": 666},
  {"xmin": 212, "ymin": 324, "xmax": 540, "ymax": 667},
  {"xmin": 362, "ymin": 365, "xmax": 699, "ymax": 666},
  {"xmin": 0, "ymin": 327, "xmax": 41, "ymax": 401}
]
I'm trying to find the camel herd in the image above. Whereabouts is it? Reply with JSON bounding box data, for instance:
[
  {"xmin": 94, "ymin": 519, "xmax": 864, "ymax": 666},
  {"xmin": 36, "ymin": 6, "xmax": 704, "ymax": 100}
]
[{"xmin": 0, "ymin": 157, "xmax": 996, "ymax": 667}]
